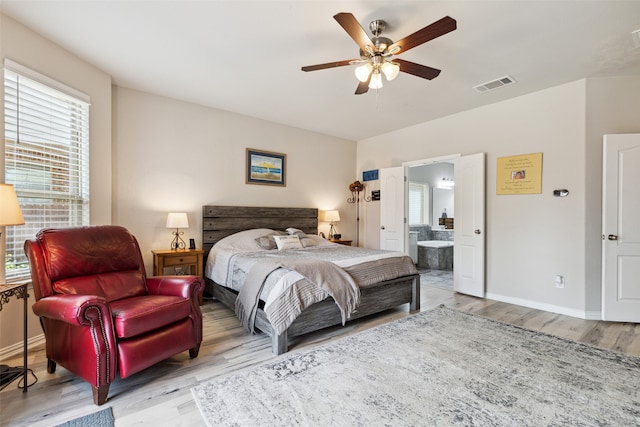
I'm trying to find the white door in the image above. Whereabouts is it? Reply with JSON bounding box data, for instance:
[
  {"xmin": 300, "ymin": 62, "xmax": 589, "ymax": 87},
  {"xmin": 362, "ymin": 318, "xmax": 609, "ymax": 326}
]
[
  {"xmin": 454, "ymin": 153, "xmax": 485, "ymax": 297},
  {"xmin": 602, "ymin": 134, "xmax": 640, "ymax": 322},
  {"xmin": 380, "ymin": 166, "xmax": 406, "ymax": 252}
]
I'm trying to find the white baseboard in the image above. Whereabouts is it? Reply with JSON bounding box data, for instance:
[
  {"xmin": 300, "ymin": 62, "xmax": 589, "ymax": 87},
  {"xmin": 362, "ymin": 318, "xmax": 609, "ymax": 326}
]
[
  {"xmin": 486, "ymin": 292, "xmax": 602, "ymax": 320},
  {"xmin": 0, "ymin": 333, "xmax": 45, "ymax": 361}
]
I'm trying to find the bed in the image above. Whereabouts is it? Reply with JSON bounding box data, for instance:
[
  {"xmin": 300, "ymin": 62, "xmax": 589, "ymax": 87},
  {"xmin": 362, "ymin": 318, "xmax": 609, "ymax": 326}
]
[{"xmin": 202, "ymin": 205, "xmax": 420, "ymax": 355}]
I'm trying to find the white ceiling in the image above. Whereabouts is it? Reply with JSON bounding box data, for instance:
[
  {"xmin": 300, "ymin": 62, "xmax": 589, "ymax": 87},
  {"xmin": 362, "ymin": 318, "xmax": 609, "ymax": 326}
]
[{"xmin": 2, "ymin": 1, "xmax": 640, "ymax": 141}]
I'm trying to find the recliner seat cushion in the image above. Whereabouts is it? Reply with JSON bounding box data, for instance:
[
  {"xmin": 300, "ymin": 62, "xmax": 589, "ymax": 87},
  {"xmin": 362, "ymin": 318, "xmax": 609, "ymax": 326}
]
[{"xmin": 110, "ymin": 295, "xmax": 192, "ymax": 339}]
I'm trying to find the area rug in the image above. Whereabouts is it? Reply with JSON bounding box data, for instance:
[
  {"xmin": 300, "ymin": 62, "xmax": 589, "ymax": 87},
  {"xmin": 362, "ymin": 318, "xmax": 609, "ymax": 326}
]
[
  {"xmin": 54, "ymin": 407, "xmax": 114, "ymax": 427},
  {"xmin": 191, "ymin": 306, "xmax": 640, "ymax": 426}
]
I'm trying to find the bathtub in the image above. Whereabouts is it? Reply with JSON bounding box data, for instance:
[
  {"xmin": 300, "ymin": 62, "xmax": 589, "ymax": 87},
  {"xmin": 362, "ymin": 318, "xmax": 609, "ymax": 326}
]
[
  {"xmin": 417, "ymin": 241, "xmax": 453, "ymax": 270},
  {"xmin": 418, "ymin": 240, "xmax": 453, "ymax": 249}
]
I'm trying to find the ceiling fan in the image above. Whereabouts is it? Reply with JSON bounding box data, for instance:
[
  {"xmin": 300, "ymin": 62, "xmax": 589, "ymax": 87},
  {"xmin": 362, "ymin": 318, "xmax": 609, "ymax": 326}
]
[{"xmin": 301, "ymin": 13, "xmax": 457, "ymax": 95}]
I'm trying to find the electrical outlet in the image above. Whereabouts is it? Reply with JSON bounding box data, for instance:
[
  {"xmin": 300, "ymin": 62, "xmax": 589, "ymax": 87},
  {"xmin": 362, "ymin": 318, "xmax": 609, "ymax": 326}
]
[{"xmin": 555, "ymin": 275, "xmax": 565, "ymax": 289}]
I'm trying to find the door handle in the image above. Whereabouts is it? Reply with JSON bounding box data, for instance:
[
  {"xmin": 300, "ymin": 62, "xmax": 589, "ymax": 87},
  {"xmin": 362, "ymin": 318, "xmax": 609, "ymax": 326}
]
[
  {"xmin": 380, "ymin": 226, "xmax": 385, "ymax": 230},
  {"xmin": 608, "ymin": 234, "xmax": 618, "ymax": 241},
  {"xmin": 474, "ymin": 229, "xmax": 481, "ymax": 235}
]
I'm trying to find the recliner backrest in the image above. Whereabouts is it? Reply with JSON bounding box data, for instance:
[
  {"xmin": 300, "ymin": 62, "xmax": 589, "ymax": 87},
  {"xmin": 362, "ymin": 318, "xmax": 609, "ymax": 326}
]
[{"xmin": 35, "ymin": 225, "xmax": 147, "ymax": 301}]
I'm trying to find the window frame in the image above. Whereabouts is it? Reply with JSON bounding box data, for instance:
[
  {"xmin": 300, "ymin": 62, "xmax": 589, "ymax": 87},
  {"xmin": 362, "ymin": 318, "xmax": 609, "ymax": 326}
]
[
  {"xmin": 408, "ymin": 181, "xmax": 429, "ymax": 225},
  {"xmin": 3, "ymin": 59, "xmax": 90, "ymax": 283}
]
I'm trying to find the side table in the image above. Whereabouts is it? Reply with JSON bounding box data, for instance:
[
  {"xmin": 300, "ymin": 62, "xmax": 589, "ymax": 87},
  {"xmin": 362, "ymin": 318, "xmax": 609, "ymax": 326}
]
[
  {"xmin": 152, "ymin": 249, "xmax": 204, "ymax": 304},
  {"xmin": 0, "ymin": 283, "xmax": 28, "ymax": 392}
]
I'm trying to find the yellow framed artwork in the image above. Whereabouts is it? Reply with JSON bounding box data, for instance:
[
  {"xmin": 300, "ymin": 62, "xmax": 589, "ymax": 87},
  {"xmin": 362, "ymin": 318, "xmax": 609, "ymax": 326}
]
[{"xmin": 496, "ymin": 152, "xmax": 543, "ymax": 195}]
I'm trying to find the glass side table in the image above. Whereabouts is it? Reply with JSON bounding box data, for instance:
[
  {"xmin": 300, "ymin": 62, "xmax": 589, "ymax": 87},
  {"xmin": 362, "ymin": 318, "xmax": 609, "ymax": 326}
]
[{"xmin": 0, "ymin": 283, "xmax": 28, "ymax": 392}]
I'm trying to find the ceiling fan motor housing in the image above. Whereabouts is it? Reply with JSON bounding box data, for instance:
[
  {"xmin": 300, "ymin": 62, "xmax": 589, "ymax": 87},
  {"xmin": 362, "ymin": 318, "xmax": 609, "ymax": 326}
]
[{"xmin": 361, "ymin": 20, "xmax": 394, "ymax": 57}]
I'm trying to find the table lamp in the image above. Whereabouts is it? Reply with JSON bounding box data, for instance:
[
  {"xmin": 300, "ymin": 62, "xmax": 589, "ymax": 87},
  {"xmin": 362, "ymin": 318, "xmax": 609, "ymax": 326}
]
[{"xmin": 166, "ymin": 212, "xmax": 188, "ymax": 250}]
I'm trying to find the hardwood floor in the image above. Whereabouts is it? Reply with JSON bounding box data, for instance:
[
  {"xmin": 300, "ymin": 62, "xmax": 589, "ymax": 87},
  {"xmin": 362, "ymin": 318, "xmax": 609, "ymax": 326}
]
[{"xmin": 1, "ymin": 281, "xmax": 639, "ymax": 426}]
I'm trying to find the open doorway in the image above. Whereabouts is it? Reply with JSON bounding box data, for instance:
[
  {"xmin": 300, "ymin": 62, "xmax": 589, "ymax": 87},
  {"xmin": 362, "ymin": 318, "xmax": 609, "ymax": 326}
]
[
  {"xmin": 380, "ymin": 152, "xmax": 484, "ymax": 296},
  {"xmin": 407, "ymin": 159, "xmax": 455, "ymax": 291}
]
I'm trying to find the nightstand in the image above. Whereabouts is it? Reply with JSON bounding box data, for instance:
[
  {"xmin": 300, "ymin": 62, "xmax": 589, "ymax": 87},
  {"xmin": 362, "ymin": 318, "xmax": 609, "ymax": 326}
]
[
  {"xmin": 329, "ymin": 239, "xmax": 352, "ymax": 246},
  {"xmin": 152, "ymin": 249, "xmax": 204, "ymax": 304}
]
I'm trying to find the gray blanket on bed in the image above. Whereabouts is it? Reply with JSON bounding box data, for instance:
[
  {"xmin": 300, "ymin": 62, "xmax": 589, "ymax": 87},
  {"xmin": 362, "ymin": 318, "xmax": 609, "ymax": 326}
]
[{"xmin": 235, "ymin": 257, "xmax": 360, "ymax": 334}]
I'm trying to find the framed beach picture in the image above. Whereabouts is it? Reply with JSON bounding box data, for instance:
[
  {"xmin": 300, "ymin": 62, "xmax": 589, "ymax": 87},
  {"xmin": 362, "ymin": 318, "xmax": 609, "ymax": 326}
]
[{"xmin": 246, "ymin": 148, "xmax": 286, "ymax": 186}]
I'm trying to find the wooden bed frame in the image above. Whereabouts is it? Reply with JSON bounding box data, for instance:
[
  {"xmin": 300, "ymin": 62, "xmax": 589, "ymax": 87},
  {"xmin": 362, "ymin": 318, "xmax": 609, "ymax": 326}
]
[{"xmin": 202, "ymin": 205, "xmax": 420, "ymax": 355}]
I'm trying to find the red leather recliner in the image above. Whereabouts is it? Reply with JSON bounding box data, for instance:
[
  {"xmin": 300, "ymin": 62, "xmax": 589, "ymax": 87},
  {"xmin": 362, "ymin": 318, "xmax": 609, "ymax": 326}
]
[{"xmin": 24, "ymin": 225, "xmax": 204, "ymax": 405}]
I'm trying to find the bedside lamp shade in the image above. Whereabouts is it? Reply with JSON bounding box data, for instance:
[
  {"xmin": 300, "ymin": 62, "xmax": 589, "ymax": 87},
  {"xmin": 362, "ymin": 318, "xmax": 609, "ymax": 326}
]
[
  {"xmin": 324, "ymin": 210, "xmax": 340, "ymax": 223},
  {"xmin": 0, "ymin": 184, "xmax": 25, "ymax": 226},
  {"xmin": 166, "ymin": 212, "xmax": 189, "ymax": 229}
]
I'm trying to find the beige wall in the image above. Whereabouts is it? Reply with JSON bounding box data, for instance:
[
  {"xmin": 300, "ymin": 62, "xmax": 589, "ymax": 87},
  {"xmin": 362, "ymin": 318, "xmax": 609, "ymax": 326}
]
[
  {"xmin": 112, "ymin": 87, "xmax": 357, "ymax": 274},
  {"xmin": 357, "ymin": 76, "xmax": 640, "ymax": 318},
  {"xmin": 0, "ymin": 13, "xmax": 112, "ymax": 352}
]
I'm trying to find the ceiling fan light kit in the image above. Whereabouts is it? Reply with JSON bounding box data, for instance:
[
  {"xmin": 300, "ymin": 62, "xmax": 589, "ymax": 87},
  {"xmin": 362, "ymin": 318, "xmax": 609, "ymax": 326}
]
[
  {"xmin": 369, "ymin": 71, "xmax": 383, "ymax": 89},
  {"xmin": 381, "ymin": 61, "xmax": 400, "ymax": 81},
  {"xmin": 302, "ymin": 13, "xmax": 457, "ymax": 95},
  {"xmin": 355, "ymin": 63, "xmax": 373, "ymax": 82}
]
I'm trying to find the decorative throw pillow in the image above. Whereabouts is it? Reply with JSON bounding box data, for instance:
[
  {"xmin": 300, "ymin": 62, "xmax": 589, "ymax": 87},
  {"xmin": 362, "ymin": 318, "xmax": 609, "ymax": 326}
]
[{"xmin": 273, "ymin": 234, "xmax": 303, "ymax": 250}]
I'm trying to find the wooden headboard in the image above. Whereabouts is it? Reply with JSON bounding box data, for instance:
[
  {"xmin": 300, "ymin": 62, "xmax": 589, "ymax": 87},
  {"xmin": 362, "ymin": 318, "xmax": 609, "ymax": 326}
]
[{"xmin": 202, "ymin": 206, "xmax": 318, "ymax": 258}]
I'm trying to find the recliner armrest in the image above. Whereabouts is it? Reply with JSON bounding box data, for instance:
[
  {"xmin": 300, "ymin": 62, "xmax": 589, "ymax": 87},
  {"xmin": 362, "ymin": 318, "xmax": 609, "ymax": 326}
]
[
  {"xmin": 146, "ymin": 276, "xmax": 204, "ymax": 300},
  {"xmin": 32, "ymin": 294, "xmax": 111, "ymax": 326}
]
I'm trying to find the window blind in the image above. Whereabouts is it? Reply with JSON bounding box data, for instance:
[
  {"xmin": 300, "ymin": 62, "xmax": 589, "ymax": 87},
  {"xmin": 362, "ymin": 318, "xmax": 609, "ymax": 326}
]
[
  {"xmin": 409, "ymin": 182, "xmax": 427, "ymax": 225},
  {"xmin": 4, "ymin": 64, "xmax": 90, "ymax": 283}
]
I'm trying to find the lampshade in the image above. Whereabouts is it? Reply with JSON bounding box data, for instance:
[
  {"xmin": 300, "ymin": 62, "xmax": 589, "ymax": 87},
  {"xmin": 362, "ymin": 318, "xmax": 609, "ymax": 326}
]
[
  {"xmin": 368, "ymin": 71, "xmax": 383, "ymax": 89},
  {"xmin": 166, "ymin": 212, "xmax": 189, "ymax": 229},
  {"xmin": 324, "ymin": 210, "xmax": 340, "ymax": 223},
  {"xmin": 381, "ymin": 61, "xmax": 400, "ymax": 81},
  {"xmin": 355, "ymin": 63, "xmax": 373, "ymax": 82},
  {"xmin": 0, "ymin": 184, "xmax": 25, "ymax": 226}
]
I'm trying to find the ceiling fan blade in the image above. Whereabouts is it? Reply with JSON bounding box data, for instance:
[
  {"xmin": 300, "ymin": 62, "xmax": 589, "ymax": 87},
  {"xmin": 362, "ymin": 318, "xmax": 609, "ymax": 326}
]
[
  {"xmin": 334, "ymin": 13, "xmax": 375, "ymax": 54},
  {"xmin": 355, "ymin": 77, "xmax": 371, "ymax": 95},
  {"xmin": 395, "ymin": 59, "xmax": 441, "ymax": 80},
  {"xmin": 388, "ymin": 16, "xmax": 456, "ymax": 55},
  {"xmin": 301, "ymin": 59, "xmax": 356, "ymax": 72}
]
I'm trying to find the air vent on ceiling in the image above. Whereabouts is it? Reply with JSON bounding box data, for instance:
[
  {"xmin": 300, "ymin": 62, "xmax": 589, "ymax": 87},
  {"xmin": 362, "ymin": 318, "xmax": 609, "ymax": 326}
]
[{"xmin": 473, "ymin": 76, "xmax": 516, "ymax": 93}]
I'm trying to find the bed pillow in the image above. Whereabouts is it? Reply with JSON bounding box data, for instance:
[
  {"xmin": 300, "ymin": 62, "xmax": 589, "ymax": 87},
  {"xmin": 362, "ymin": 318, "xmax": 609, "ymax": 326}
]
[
  {"xmin": 300, "ymin": 237, "xmax": 318, "ymax": 247},
  {"xmin": 255, "ymin": 231, "xmax": 286, "ymax": 250},
  {"xmin": 286, "ymin": 227, "xmax": 306, "ymax": 237},
  {"xmin": 285, "ymin": 228, "xmax": 321, "ymax": 247},
  {"xmin": 274, "ymin": 234, "xmax": 303, "ymax": 250},
  {"xmin": 214, "ymin": 228, "xmax": 277, "ymax": 252},
  {"xmin": 305, "ymin": 234, "xmax": 335, "ymax": 247}
]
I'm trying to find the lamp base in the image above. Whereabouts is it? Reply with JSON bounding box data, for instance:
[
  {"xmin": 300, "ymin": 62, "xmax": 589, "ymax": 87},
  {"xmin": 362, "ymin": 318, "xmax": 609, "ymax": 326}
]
[
  {"xmin": 329, "ymin": 224, "xmax": 338, "ymax": 240},
  {"xmin": 170, "ymin": 229, "xmax": 186, "ymax": 251}
]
